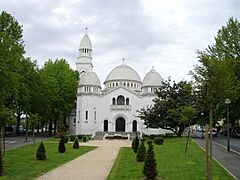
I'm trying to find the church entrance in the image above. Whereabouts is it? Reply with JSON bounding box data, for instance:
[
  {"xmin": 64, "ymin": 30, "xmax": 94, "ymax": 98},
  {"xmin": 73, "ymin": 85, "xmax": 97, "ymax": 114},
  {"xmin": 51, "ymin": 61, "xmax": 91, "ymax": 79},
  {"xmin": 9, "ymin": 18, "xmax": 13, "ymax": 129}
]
[
  {"xmin": 103, "ymin": 120, "xmax": 108, "ymax": 132},
  {"xmin": 115, "ymin": 117, "xmax": 125, "ymax": 132}
]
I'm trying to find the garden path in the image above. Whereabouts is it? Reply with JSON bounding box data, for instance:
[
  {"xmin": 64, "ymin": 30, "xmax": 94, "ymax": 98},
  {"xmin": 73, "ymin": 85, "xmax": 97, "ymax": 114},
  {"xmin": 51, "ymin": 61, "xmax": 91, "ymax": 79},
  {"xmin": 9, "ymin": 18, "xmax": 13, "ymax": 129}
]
[{"xmin": 37, "ymin": 140, "xmax": 131, "ymax": 180}]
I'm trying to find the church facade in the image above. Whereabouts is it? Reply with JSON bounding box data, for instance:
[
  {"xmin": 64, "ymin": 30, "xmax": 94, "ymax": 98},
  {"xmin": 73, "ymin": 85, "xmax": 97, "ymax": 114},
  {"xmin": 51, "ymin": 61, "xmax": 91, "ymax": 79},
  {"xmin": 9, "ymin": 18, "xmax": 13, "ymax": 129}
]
[{"xmin": 68, "ymin": 31, "xmax": 164, "ymax": 135}]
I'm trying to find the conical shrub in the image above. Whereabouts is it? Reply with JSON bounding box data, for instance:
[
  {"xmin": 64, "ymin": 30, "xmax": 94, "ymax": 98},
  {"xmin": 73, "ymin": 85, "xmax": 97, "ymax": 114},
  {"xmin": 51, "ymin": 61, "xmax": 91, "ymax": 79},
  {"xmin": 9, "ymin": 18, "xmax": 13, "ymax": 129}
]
[
  {"xmin": 58, "ymin": 136, "xmax": 66, "ymax": 153},
  {"xmin": 36, "ymin": 141, "xmax": 47, "ymax": 160},
  {"xmin": 143, "ymin": 141, "xmax": 158, "ymax": 179},
  {"xmin": 131, "ymin": 134, "xmax": 139, "ymax": 153},
  {"xmin": 136, "ymin": 140, "xmax": 146, "ymax": 162},
  {"xmin": 73, "ymin": 137, "xmax": 79, "ymax": 149}
]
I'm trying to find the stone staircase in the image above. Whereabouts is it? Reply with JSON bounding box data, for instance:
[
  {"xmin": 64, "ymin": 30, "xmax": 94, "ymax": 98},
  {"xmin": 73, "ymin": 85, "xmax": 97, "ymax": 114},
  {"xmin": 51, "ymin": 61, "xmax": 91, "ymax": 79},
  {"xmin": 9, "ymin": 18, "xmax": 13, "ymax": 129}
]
[{"xmin": 93, "ymin": 131, "xmax": 137, "ymax": 140}]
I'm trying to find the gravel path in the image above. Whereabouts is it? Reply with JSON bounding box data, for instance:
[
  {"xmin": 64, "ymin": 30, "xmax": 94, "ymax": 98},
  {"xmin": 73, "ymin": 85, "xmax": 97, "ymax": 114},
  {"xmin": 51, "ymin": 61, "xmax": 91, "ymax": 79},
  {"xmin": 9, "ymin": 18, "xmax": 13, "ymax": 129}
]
[{"xmin": 37, "ymin": 140, "xmax": 131, "ymax": 180}]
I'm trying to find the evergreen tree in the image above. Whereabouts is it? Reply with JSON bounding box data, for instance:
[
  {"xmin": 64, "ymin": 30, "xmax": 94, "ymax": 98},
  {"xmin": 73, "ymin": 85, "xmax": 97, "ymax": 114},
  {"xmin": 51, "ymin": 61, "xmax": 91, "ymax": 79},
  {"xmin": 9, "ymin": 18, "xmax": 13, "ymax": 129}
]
[
  {"xmin": 143, "ymin": 141, "xmax": 158, "ymax": 179},
  {"xmin": 36, "ymin": 141, "xmax": 46, "ymax": 160},
  {"xmin": 136, "ymin": 140, "xmax": 146, "ymax": 162},
  {"xmin": 73, "ymin": 137, "xmax": 79, "ymax": 149},
  {"xmin": 58, "ymin": 136, "xmax": 66, "ymax": 153}
]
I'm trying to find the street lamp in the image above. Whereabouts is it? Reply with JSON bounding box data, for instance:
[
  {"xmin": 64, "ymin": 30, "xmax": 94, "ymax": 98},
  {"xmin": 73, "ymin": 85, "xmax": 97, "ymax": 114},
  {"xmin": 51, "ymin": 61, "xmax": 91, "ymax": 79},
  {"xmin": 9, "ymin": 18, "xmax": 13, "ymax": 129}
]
[
  {"xmin": 225, "ymin": 98, "xmax": 231, "ymax": 151},
  {"xmin": 201, "ymin": 112, "xmax": 204, "ymax": 139}
]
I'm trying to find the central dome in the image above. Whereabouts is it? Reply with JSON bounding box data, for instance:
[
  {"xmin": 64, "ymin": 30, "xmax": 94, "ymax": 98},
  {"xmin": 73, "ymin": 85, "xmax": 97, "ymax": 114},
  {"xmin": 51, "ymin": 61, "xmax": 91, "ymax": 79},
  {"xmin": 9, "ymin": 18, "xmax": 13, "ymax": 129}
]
[{"xmin": 105, "ymin": 63, "xmax": 141, "ymax": 83}]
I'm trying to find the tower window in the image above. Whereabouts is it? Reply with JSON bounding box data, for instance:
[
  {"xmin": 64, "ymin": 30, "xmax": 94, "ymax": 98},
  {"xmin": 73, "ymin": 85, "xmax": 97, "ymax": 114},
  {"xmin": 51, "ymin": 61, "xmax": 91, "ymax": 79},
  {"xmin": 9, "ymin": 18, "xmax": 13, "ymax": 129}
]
[
  {"xmin": 123, "ymin": 82, "xmax": 126, "ymax": 86},
  {"xmin": 94, "ymin": 111, "xmax": 96, "ymax": 120},
  {"xmin": 127, "ymin": 82, "xmax": 129, "ymax": 87},
  {"xmin": 85, "ymin": 111, "xmax": 88, "ymax": 120}
]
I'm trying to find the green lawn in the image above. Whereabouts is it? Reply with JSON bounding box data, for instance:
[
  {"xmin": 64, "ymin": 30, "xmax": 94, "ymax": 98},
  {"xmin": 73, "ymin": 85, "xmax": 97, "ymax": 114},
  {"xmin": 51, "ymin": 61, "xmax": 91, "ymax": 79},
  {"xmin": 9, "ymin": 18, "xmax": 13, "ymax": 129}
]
[
  {"xmin": 107, "ymin": 138, "xmax": 234, "ymax": 180},
  {"xmin": 1, "ymin": 140, "xmax": 96, "ymax": 180}
]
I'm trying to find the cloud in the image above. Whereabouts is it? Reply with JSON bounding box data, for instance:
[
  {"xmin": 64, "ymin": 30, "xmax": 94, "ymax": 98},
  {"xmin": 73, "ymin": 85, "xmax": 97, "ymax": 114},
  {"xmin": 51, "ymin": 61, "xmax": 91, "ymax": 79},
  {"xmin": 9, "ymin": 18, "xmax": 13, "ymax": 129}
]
[{"xmin": 1, "ymin": 0, "xmax": 240, "ymax": 85}]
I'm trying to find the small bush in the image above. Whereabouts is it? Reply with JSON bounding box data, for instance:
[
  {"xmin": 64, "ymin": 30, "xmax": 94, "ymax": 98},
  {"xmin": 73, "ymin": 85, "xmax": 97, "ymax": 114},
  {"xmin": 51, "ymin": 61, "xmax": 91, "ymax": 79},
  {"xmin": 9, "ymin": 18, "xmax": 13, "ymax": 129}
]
[
  {"xmin": 73, "ymin": 137, "xmax": 79, "ymax": 149},
  {"xmin": 36, "ymin": 141, "xmax": 47, "ymax": 160},
  {"xmin": 63, "ymin": 136, "xmax": 69, "ymax": 143},
  {"xmin": 143, "ymin": 141, "xmax": 158, "ymax": 179},
  {"xmin": 132, "ymin": 134, "xmax": 139, "ymax": 153},
  {"xmin": 69, "ymin": 135, "xmax": 76, "ymax": 142},
  {"xmin": 154, "ymin": 137, "xmax": 164, "ymax": 145},
  {"xmin": 82, "ymin": 136, "xmax": 87, "ymax": 142},
  {"xmin": 136, "ymin": 140, "xmax": 146, "ymax": 162},
  {"xmin": 77, "ymin": 134, "xmax": 83, "ymax": 140},
  {"xmin": 58, "ymin": 136, "xmax": 66, "ymax": 153},
  {"xmin": 149, "ymin": 135, "xmax": 155, "ymax": 140}
]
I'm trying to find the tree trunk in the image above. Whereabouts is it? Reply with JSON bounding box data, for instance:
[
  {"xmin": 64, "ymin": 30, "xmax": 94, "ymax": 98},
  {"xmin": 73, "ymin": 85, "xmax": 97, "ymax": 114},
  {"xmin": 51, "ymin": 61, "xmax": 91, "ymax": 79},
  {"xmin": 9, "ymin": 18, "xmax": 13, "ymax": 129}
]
[
  {"xmin": 48, "ymin": 119, "xmax": 52, "ymax": 136},
  {"xmin": 53, "ymin": 118, "xmax": 57, "ymax": 136},
  {"xmin": 0, "ymin": 125, "xmax": 3, "ymax": 176},
  {"xmin": 16, "ymin": 112, "xmax": 21, "ymax": 134}
]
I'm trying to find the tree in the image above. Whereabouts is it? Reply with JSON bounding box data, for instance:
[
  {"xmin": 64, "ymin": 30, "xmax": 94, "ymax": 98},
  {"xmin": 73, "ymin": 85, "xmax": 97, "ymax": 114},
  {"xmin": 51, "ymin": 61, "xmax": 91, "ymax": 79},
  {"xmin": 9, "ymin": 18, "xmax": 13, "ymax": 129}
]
[
  {"xmin": 143, "ymin": 141, "xmax": 158, "ymax": 179},
  {"xmin": 191, "ymin": 17, "xmax": 240, "ymax": 127},
  {"xmin": 136, "ymin": 140, "xmax": 146, "ymax": 162},
  {"xmin": 58, "ymin": 136, "xmax": 66, "ymax": 153},
  {"xmin": 0, "ymin": 11, "xmax": 25, "ymax": 176},
  {"xmin": 39, "ymin": 59, "xmax": 78, "ymax": 135},
  {"xmin": 73, "ymin": 137, "xmax": 79, "ymax": 149},
  {"xmin": 138, "ymin": 79, "xmax": 195, "ymax": 137},
  {"xmin": 36, "ymin": 141, "xmax": 47, "ymax": 160}
]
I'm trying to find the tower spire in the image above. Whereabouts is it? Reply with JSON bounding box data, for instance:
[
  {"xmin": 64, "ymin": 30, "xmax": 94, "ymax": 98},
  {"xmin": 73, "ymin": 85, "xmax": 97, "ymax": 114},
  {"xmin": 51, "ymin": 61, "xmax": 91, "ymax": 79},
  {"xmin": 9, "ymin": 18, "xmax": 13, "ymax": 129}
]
[{"xmin": 85, "ymin": 27, "xmax": 88, "ymax": 34}]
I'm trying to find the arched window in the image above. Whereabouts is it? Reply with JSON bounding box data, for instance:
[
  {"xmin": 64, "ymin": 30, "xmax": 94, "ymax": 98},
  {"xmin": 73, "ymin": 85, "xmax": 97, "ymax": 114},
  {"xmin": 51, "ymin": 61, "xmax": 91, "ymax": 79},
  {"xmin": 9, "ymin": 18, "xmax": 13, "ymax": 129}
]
[
  {"xmin": 117, "ymin": 95, "xmax": 125, "ymax": 105},
  {"xmin": 112, "ymin": 98, "xmax": 116, "ymax": 105},
  {"xmin": 126, "ymin": 98, "xmax": 129, "ymax": 105}
]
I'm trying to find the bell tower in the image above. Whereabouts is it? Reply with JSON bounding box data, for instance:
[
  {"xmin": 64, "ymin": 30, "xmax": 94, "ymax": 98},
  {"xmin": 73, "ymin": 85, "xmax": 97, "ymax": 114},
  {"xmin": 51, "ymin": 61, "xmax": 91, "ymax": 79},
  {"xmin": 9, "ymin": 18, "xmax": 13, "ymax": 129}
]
[{"xmin": 76, "ymin": 28, "xmax": 93, "ymax": 75}]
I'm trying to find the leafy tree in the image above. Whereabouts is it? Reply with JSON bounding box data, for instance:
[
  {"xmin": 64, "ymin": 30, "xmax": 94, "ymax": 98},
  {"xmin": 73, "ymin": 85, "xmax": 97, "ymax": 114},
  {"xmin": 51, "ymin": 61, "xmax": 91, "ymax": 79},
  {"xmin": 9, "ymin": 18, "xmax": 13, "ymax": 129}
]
[
  {"xmin": 136, "ymin": 140, "xmax": 146, "ymax": 162},
  {"xmin": 36, "ymin": 141, "xmax": 47, "ymax": 160},
  {"xmin": 73, "ymin": 137, "xmax": 79, "ymax": 149},
  {"xmin": 58, "ymin": 136, "xmax": 66, "ymax": 153},
  {"xmin": 191, "ymin": 17, "xmax": 240, "ymax": 127},
  {"xmin": 0, "ymin": 11, "xmax": 24, "ymax": 176},
  {"xmin": 138, "ymin": 79, "xmax": 195, "ymax": 137},
  {"xmin": 0, "ymin": 11, "xmax": 25, "ymax": 108},
  {"xmin": 143, "ymin": 141, "xmax": 158, "ymax": 179},
  {"xmin": 39, "ymin": 59, "xmax": 78, "ymax": 135}
]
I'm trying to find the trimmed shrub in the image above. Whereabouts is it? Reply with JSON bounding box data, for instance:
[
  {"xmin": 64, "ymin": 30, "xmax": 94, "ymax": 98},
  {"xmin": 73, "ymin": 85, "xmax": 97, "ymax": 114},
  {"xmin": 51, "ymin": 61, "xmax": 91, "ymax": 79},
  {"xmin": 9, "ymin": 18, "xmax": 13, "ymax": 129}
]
[
  {"xmin": 82, "ymin": 136, "xmax": 87, "ymax": 142},
  {"xmin": 36, "ymin": 141, "xmax": 47, "ymax": 160},
  {"xmin": 63, "ymin": 136, "xmax": 69, "ymax": 143},
  {"xmin": 143, "ymin": 141, "xmax": 158, "ymax": 179},
  {"xmin": 69, "ymin": 135, "xmax": 76, "ymax": 142},
  {"xmin": 154, "ymin": 137, "xmax": 164, "ymax": 145},
  {"xmin": 136, "ymin": 140, "xmax": 146, "ymax": 162},
  {"xmin": 149, "ymin": 135, "xmax": 155, "ymax": 140},
  {"xmin": 131, "ymin": 135, "xmax": 139, "ymax": 153},
  {"xmin": 73, "ymin": 137, "xmax": 79, "ymax": 149},
  {"xmin": 77, "ymin": 134, "xmax": 83, "ymax": 140},
  {"xmin": 58, "ymin": 136, "xmax": 66, "ymax": 153}
]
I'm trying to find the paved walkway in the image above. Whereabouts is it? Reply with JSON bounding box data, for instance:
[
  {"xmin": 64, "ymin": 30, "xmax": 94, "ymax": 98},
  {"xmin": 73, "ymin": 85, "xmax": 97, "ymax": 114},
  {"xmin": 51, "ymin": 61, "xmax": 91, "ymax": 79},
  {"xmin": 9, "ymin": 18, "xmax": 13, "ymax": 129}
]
[
  {"xmin": 194, "ymin": 138, "xmax": 240, "ymax": 180},
  {"xmin": 37, "ymin": 140, "xmax": 131, "ymax": 180}
]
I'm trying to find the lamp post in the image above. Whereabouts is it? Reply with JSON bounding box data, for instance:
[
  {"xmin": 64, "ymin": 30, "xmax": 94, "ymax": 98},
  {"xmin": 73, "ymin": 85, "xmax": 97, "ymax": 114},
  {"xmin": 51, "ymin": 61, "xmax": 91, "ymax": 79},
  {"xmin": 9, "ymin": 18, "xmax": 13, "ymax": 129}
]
[
  {"xmin": 201, "ymin": 112, "xmax": 204, "ymax": 139},
  {"xmin": 225, "ymin": 98, "xmax": 231, "ymax": 151}
]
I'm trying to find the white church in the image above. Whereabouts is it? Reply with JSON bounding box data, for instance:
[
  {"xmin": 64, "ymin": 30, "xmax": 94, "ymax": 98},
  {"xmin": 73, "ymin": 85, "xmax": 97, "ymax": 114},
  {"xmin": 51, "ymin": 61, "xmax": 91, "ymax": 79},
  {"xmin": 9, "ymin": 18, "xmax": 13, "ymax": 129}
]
[{"xmin": 68, "ymin": 31, "xmax": 167, "ymax": 137}]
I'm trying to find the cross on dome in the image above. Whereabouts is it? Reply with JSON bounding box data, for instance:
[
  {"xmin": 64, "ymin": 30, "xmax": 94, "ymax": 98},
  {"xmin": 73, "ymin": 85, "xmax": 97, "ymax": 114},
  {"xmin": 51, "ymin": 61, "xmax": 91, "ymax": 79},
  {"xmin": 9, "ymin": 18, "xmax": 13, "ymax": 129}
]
[{"xmin": 85, "ymin": 27, "xmax": 88, "ymax": 34}]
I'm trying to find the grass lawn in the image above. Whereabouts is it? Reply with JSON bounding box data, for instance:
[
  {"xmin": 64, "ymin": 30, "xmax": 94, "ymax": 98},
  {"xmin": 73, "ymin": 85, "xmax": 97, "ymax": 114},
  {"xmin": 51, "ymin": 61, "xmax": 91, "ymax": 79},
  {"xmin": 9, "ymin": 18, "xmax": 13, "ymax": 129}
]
[
  {"xmin": 0, "ymin": 139, "xmax": 96, "ymax": 180},
  {"xmin": 107, "ymin": 138, "xmax": 235, "ymax": 180}
]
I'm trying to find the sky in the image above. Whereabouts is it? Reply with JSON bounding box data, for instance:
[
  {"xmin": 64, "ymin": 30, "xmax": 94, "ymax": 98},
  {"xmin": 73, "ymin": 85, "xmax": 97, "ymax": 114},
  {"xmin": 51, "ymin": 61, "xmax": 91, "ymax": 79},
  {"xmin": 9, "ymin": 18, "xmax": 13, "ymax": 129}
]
[{"xmin": 1, "ymin": 0, "xmax": 240, "ymax": 85}]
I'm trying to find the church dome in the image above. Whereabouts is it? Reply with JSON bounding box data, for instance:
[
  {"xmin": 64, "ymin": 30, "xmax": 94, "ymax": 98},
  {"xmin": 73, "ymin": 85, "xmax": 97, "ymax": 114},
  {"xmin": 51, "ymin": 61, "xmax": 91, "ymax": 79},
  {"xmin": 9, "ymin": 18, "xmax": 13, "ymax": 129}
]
[
  {"xmin": 142, "ymin": 67, "xmax": 163, "ymax": 87},
  {"xmin": 105, "ymin": 63, "xmax": 141, "ymax": 83},
  {"xmin": 79, "ymin": 33, "xmax": 92, "ymax": 50},
  {"xmin": 79, "ymin": 71, "xmax": 100, "ymax": 87}
]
